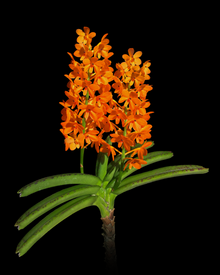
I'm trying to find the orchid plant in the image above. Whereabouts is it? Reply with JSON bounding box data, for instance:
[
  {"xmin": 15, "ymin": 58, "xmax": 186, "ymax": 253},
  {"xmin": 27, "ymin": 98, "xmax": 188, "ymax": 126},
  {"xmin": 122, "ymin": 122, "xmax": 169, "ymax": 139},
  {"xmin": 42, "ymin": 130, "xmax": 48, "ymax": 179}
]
[{"xmin": 15, "ymin": 27, "xmax": 209, "ymax": 274}]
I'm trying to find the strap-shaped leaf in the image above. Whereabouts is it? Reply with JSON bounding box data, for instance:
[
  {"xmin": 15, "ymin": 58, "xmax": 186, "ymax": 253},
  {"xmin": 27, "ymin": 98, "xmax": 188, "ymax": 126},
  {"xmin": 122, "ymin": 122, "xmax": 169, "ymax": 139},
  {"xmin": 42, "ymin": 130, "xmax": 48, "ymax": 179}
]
[
  {"xmin": 95, "ymin": 135, "xmax": 112, "ymax": 181},
  {"xmin": 17, "ymin": 173, "xmax": 102, "ymax": 197},
  {"xmin": 15, "ymin": 195, "xmax": 97, "ymax": 257},
  {"xmin": 105, "ymin": 150, "xmax": 172, "ymax": 189},
  {"xmin": 121, "ymin": 151, "xmax": 174, "ymax": 180},
  {"xmin": 112, "ymin": 165, "xmax": 209, "ymax": 195},
  {"xmin": 15, "ymin": 185, "xmax": 100, "ymax": 230}
]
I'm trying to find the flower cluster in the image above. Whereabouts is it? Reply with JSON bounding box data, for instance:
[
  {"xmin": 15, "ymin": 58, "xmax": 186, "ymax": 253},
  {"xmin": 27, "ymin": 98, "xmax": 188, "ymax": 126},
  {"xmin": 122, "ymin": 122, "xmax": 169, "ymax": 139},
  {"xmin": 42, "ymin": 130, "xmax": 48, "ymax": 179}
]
[{"xmin": 59, "ymin": 27, "xmax": 154, "ymax": 170}]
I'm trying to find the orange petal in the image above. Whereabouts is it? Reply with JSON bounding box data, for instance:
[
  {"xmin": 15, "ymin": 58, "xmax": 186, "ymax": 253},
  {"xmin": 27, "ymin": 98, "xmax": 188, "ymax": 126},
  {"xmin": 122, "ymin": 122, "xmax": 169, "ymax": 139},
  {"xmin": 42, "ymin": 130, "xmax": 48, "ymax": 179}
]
[
  {"xmin": 83, "ymin": 58, "xmax": 90, "ymax": 65},
  {"xmin": 76, "ymin": 29, "xmax": 84, "ymax": 36},
  {"xmin": 89, "ymin": 32, "xmax": 96, "ymax": 38},
  {"xmin": 83, "ymin": 26, "xmax": 90, "ymax": 34},
  {"xmin": 89, "ymin": 84, "xmax": 100, "ymax": 91},
  {"xmin": 134, "ymin": 51, "xmax": 142, "ymax": 58},
  {"xmin": 128, "ymin": 48, "xmax": 134, "ymax": 56}
]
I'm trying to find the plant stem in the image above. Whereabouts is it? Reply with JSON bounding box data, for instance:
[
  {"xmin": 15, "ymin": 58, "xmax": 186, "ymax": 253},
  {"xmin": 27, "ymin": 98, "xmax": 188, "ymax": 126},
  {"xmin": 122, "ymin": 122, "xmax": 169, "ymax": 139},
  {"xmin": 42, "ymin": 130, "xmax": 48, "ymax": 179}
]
[
  {"xmin": 101, "ymin": 208, "xmax": 119, "ymax": 274},
  {"xmin": 80, "ymin": 147, "xmax": 84, "ymax": 174},
  {"xmin": 112, "ymin": 106, "xmax": 127, "ymax": 190},
  {"xmin": 80, "ymin": 116, "xmax": 86, "ymax": 174},
  {"xmin": 80, "ymin": 71, "xmax": 91, "ymax": 174}
]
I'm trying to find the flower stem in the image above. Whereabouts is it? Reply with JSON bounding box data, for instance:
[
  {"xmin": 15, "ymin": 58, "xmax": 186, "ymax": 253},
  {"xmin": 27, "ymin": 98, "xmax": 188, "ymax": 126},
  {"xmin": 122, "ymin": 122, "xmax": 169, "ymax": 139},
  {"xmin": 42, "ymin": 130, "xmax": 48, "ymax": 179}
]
[
  {"xmin": 80, "ymin": 71, "xmax": 91, "ymax": 174},
  {"xmin": 113, "ymin": 106, "xmax": 127, "ymax": 190},
  {"xmin": 80, "ymin": 115, "xmax": 86, "ymax": 173},
  {"xmin": 80, "ymin": 147, "xmax": 84, "ymax": 174}
]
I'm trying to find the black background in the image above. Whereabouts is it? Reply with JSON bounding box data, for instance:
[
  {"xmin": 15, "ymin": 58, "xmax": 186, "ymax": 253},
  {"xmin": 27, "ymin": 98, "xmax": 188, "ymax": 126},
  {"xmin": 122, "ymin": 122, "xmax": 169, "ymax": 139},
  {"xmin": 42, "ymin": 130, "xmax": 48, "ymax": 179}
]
[{"xmin": 8, "ymin": 3, "xmax": 212, "ymax": 274}]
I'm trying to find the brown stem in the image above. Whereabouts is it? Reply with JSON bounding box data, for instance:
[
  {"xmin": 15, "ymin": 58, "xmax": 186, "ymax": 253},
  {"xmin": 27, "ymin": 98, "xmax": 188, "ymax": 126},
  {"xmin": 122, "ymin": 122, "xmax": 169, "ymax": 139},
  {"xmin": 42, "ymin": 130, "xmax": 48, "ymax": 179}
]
[{"xmin": 101, "ymin": 208, "xmax": 119, "ymax": 274}]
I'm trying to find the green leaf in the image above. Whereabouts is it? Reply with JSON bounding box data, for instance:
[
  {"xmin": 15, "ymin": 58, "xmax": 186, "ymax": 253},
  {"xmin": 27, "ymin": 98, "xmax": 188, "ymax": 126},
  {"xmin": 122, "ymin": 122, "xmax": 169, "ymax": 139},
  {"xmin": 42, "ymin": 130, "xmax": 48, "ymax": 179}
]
[
  {"xmin": 121, "ymin": 151, "xmax": 174, "ymax": 180},
  {"xmin": 15, "ymin": 185, "xmax": 100, "ymax": 230},
  {"xmin": 95, "ymin": 135, "xmax": 112, "ymax": 181},
  {"xmin": 17, "ymin": 173, "xmax": 102, "ymax": 197},
  {"xmin": 102, "ymin": 165, "xmax": 116, "ymax": 183},
  {"xmin": 105, "ymin": 150, "xmax": 172, "ymax": 189},
  {"xmin": 15, "ymin": 195, "xmax": 97, "ymax": 257},
  {"xmin": 112, "ymin": 165, "xmax": 209, "ymax": 195}
]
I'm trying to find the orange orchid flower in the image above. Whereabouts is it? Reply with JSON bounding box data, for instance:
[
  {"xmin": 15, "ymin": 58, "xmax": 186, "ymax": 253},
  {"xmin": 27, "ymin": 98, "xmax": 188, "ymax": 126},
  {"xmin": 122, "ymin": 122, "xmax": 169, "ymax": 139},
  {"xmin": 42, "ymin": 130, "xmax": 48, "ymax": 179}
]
[
  {"xmin": 134, "ymin": 84, "xmax": 153, "ymax": 101},
  {"xmin": 99, "ymin": 115, "xmax": 118, "ymax": 133},
  {"xmin": 110, "ymin": 130, "xmax": 134, "ymax": 152},
  {"xmin": 95, "ymin": 91, "xmax": 112, "ymax": 107},
  {"xmin": 59, "ymin": 99, "xmax": 72, "ymax": 110},
  {"xmin": 78, "ymin": 103, "xmax": 104, "ymax": 122},
  {"xmin": 69, "ymin": 63, "xmax": 85, "ymax": 79},
  {"xmin": 60, "ymin": 27, "xmax": 154, "ymax": 171},
  {"xmin": 124, "ymin": 69, "xmax": 142, "ymax": 86},
  {"xmin": 60, "ymin": 106, "xmax": 77, "ymax": 124},
  {"xmin": 74, "ymin": 78, "xmax": 100, "ymax": 97},
  {"xmin": 128, "ymin": 124, "xmax": 152, "ymax": 144},
  {"xmin": 118, "ymin": 89, "xmax": 141, "ymax": 111},
  {"xmin": 92, "ymin": 69, "xmax": 110, "ymax": 86},
  {"xmin": 99, "ymin": 142, "xmax": 119, "ymax": 161},
  {"xmin": 131, "ymin": 100, "xmax": 154, "ymax": 116},
  {"xmin": 114, "ymin": 63, "xmax": 128, "ymax": 79},
  {"xmin": 112, "ymin": 76, "xmax": 125, "ymax": 98},
  {"xmin": 74, "ymin": 44, "xmax": 93, "ymax": 61},
  {"xmin": 89, "ymin": 130, "xmax": 106, "ymax": 153},
  {"xmin": 122, "ymin": 48, "xmax": 142, "ymax": 67},
  {"xmin": 76, "ymin": 27, "xmax": 96, "ymax": 46},
  {"xmin": 140, "ymin": 60, "xmax": 151, "ymax": 80},
  {"xmin": 62, "ymin": 132, "xmax": 81, "ymax": 151},
  {"xmin": 77, "ymin": 129, "xmax": 100, "ymax": 148},
  {"xmin": 108, "ymin": 108, "xmax": 127, "ymax": 125},
  {"xmin": 93, "ymin": 33, "xmax": 113, "ymax": 59},
  {"xmin": 141, "ymin": 111, "xmax": 154, "ymax": 121},
  {"xmin": 124, "ymin": 113, "xmax": 148, "ymax": 132},
  {"xmin": 89, "ymin": 95, "xmax": 113, "ymax": 118},
  {"xmin": 82, "ymin": 57, "xmax": 102, "ymax": 74},
  {"xmin": 123, "ymin": 157, "xmax": 147, "ymax": 170},
  {"xmin": 62, "ymin": 90, "xmax": 80, "ymax": 110},
  {"xmin": 129, "ymin": 141, "xmax": 153, "ymax": 160},
  {"xmin": 61, "ymin": 121, "xmax": 85, "ymax": 136}
]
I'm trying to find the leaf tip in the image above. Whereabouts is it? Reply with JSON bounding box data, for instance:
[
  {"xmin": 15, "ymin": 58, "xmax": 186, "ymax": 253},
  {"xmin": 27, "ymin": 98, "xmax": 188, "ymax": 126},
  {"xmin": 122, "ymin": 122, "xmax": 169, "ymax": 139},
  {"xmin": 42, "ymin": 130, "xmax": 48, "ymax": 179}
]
[
  {"xmin": 18, "ymin": 192, "xmax": 23, "ymax": 197},
  {"xmin": 14, "ymin": 223, "xmax": 20, "ymax": 230}
]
